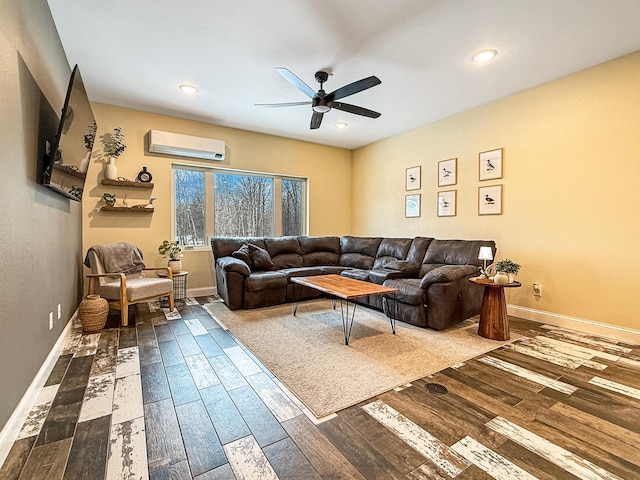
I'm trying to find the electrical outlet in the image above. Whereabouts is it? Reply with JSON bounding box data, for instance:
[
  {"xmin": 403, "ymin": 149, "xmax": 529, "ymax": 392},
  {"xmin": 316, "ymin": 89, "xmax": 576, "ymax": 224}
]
[
  {"xmin": 49, "ymin": 312, "xmax": 54, "ymax": 330},
  {"xmin": 57, "ymin": 304, "xmax": 61, "ymax": 320},
  {"xmin": 533, "ymin": 282, "xmax": 542, "ymax": 297}
]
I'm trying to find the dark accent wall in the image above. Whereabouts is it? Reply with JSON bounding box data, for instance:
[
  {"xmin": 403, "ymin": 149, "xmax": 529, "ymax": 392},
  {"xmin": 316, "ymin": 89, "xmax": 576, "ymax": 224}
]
[{"xmin": 0, "ymin": 0, "xmax": 82, "ymax": 430}]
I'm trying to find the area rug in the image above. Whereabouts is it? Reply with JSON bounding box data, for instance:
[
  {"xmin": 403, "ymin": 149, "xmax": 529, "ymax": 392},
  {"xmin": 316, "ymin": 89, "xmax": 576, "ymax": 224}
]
[{"xmin": 207, "ymin": 299, "xmax": 519, "ymax": 418}]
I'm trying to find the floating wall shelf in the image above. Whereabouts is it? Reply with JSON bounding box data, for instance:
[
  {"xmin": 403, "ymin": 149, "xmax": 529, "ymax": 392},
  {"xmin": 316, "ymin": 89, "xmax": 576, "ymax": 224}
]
[
  {"xmin": 100, "ymin": 206, "xmax": 154, "ymax": 213},
  {"xmin": 101, "ymin": 179, "xmax": 154, "ymax": 188}
]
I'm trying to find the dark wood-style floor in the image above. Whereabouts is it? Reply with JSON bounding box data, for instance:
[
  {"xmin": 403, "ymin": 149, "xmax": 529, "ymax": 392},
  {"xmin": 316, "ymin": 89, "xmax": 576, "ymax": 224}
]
[{"xmin": 1, "ymin": 297, "xmax": 639, "ymax": 479}]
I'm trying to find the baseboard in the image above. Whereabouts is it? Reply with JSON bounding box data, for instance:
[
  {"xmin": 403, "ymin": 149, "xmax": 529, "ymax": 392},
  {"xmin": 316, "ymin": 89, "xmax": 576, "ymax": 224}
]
[
  {"xmin": 508, "ymin": 304, "xmax": 640, "ymax": 344},
  {"xmin": 187, "ymin": 286, "xmax": 216, "ymax": 298},
  {"xmin": 0, "ymin": 312, "xmax": 76, "ymax": 468}
]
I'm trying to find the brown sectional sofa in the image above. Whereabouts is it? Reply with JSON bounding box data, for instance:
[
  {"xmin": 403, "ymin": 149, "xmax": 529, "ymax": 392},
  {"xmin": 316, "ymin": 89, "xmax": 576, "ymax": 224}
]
[{"xmin": 210, "ymin": 235, "xmax": 496, "ymax": 330}]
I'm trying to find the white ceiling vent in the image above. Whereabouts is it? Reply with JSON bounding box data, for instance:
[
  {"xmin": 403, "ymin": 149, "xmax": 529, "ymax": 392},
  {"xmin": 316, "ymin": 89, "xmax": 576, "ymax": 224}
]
[{"xmin": 148, "ymin": 130, "xmax": 225, "ymax": 161}]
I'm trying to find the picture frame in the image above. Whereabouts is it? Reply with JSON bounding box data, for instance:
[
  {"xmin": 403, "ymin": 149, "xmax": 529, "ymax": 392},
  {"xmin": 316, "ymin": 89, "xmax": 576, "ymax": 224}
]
[
  {"xmin": 405, "ymin": 194, "xmax": 421, "ymax": 218},
  {"xmin": 478, "ymin": 185, "xmax": 503, "ymax": 215},
  {"xmin": 405, "ymin": 166, "xmax": 421, "ymax": 191},
  {"xmin": 438, "ymin": 158, "xmax": 457, "ymax": 187},
  {"xmin": 479, "ymin": 148, "xmax": 503, "ymax": 181},
  {"xmin": 437, "ymin": 190, "xmax": 456, "ymax": 217}
]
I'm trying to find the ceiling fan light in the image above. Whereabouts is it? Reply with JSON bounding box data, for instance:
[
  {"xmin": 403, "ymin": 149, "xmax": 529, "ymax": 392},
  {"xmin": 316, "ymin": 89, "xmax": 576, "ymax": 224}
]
[
  {"xmin": 179, "ymin": 84, "xmax": 199, "ymax": 94},
  {"xmin": 471, "ymin": 49, "xmax": 497, "ymax": 63},
  {"xmin": 312, "ymin": 105, "xmax": 331, "ymax": 113},
  {"xmin": 335, "ymin": 122, "xmax": 348, "ymax": 129}
]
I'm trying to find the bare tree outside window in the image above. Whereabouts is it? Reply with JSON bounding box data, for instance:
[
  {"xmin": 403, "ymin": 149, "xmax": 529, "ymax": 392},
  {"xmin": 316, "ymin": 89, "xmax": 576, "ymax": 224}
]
[
  {"xmin": 282, "ymin": 179, "xmax": 303, "ymax": 236},
  {"xmin": 175, "ymin": 169, "xmax": 206, "ymax": 245},
  {"xmin": 214, "ymin": 174, "xmax": 274, "ymax": 237}
]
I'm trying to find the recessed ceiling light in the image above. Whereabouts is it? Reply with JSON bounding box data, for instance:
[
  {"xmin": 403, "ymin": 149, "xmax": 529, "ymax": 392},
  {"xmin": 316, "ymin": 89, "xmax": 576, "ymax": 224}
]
[
  {"xmin": 471, "ymin": 49, "xmax": 497, "ymax": 63},
  {"xmin": 179, "ymin": 84, "xmax": 199, "ymax": 94},
  {"xmin": 335, "ymin": 122, "xmax": 348, "ymax": 129}
]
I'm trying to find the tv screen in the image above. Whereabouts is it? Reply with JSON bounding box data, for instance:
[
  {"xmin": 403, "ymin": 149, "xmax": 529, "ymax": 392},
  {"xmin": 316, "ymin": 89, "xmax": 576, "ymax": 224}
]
[{"xmin": 41, "ymin": 65, "xmax": 96, "ymax": 201}]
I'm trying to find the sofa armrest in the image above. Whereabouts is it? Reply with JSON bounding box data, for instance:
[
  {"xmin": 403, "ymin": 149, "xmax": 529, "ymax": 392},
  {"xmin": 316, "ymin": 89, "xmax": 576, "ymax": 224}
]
[
  {"xmin": 217, "ymin": 256, "xmax": 251, "ymax": 277},
  {"xmin": 419, "ymin": 265, "xmax": 478, "ymax": 289},
  {"xmin": 383, "ymin": 260, "xmax": 420, "ymax": 274}
]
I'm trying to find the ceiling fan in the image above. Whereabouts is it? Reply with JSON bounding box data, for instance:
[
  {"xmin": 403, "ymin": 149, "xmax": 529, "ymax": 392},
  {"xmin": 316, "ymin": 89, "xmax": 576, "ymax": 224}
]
[{"xmin": 256, "ymin": 68, "xmax": 382, "ymax": 129}]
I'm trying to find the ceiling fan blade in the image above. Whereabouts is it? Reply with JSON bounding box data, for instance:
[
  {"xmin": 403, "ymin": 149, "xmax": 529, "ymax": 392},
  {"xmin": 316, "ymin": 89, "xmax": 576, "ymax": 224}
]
[
  {"xmin": 332, "ymin": 102, "xmax": 381, "ymax": 118},
  {"xmin": 275, "ymin": 67, "xmax": 316, "ymax": 98},
  {"xmin": 310, "ymin": 111, "xmax": 324, "ymax": 129},
  {"xmin": 329, "ymin": 76, "xmax": 381, "ymax": 101},
  {"xmin": 254, "ymin": 101, "xmax": 312, "ymax": 108}
]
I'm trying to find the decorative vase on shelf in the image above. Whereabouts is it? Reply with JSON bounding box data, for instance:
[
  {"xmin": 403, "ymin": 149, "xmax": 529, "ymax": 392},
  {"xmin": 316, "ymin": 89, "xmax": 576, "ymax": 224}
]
[
  {"xmin": 168, "ymin": 259, "xmax": 182, "ymax": 273},
  {"xmin": 507, "ymin": 273, "xmax": 515, "ymax": 283},
  {"xmin": 494, "ymin": 272, "xmax": 509, "ymax": 285},
  {"xmin": 79, "ymin": 151, "xmax": 91, "ymax": 173},
  {"xmin": 105, "ymin": 157, "xmax": 118, "ymax": 180}
]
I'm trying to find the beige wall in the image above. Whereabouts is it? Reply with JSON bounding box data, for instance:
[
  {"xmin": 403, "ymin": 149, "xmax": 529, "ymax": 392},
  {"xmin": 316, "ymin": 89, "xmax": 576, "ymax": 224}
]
[
  {"xmin": 352, "ymin": 51, "xmax": 640, "ymax": 332},
  {"xmin": 83, "ymin": 105, "xmax": 352, "ymax": 290}
]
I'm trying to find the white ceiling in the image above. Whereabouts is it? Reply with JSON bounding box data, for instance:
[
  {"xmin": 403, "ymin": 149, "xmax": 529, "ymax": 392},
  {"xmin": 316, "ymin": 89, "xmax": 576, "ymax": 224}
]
[{"xmin": 47, "ymin": 0, "xmax": 640, "ymax": 150}]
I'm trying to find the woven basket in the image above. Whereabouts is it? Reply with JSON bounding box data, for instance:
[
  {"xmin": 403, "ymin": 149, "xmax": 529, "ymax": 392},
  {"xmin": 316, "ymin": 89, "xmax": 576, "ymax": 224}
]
[{"xmin": 78, "ymin": 294, "xmax": 109, "ymax": 332}]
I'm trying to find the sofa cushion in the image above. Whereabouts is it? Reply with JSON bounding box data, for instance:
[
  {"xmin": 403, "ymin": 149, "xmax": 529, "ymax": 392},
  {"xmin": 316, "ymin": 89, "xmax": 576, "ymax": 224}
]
[
  {"xmin": 383, "ymin": 278, "xmax": 424, "ymax": 306},
  {"xmin": 211, "ymin": 237, "xmax": 266, "ymax": 260},
  {"xmin": 298, "ymin": 236, "xmax": 340, "ymax": 254},
  {"xmin": 280, "ymin": 267, "xmax": 324, "ymax": 278},
  {"xmin": 265, "ymin": 236, "xmax": 302, "ymax": 256},
  {"xmin": 405, "ymin": 237, "xmax": 434, "ymax": 264},
  {"xmin": 372, "ymin": 238, "xmax": 413, "ymax": 269},
  {"xmin": 419, "ymin": 265, "xmax": 478, "ymax": 289},
  {"xmin": 423, "ymin": 239, "xmax": 495, "ymax": 267},
  {"xmin": 383, "ymin": 260, "xmax": 420, "ymax": 273},
  {"xmin": 245, "ymin": 271, "xmax": 287, "ymax": 292},
  {"xmin": 303, "ymin": 251, "xmax": 340, "ymax": 266},
  {"xmin": 340, "ymin": 269, "xmax": 370, "ymax": 282},
  {"xmin": 231, "ymin": 244, "xmax": 252, "ymax": 268},
  {"xmin": 247, "ymin": 244, "xmax": 275, "ymax": 271},
  {"xmin": 320, "ymin": 265, "xmax": 348, "ymax": 275},
  {"xmin": 340, "ymin": 236, "xmax": 383, "ymax": 257}
]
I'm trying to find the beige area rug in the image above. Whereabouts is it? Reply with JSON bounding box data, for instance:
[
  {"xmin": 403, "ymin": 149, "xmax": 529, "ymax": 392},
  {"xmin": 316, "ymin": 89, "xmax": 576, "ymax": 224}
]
[{"xmin": 208, "ymin": 299, "xmax": 519, "ymax": 418}]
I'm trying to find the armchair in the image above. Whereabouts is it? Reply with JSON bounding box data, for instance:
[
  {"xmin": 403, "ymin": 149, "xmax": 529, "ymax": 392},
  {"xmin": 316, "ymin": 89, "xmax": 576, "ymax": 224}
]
[{"xmin": 84, "ymin": 243, "xmax": 175, "ymax": 326}]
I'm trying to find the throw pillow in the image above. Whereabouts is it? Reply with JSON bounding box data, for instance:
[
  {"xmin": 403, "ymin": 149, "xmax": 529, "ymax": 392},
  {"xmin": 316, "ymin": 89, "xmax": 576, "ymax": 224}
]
[
  {"xmin": 248, "ymin": 244, "xmax": 275, "ymax": 271},
  {"xmin": 232, "ymin": 244, "xmax": 252, "ymax": 270}
]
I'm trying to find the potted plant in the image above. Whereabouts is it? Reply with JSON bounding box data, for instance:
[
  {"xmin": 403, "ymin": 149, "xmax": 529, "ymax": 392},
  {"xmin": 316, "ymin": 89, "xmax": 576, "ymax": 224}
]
[
  {"xmin": 494, "ymin": 258, "xmax": 521, "ymax": 284},
  {"xmin": 79, "ymin": 121, "xmax": 97, "ymax": 173},
  {"xmin": 100, "ymin": 126, "xmax": 126, "ymax": 180},
  {"xmin": 101, "ymin": 192, "xmax": 116, "ymax": 207},
  {"xmin": 158, "ymin": 240, "xmax": 183, "ymax": 273}
]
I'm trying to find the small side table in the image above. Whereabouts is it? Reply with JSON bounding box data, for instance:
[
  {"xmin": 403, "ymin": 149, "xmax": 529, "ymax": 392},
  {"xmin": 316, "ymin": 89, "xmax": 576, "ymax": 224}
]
[
  {"xmin": 469, "ymin": 277, "xmax": 521, "ymax": 341},
  {"xmin": 158, "ymin": 271, "xmax": 188, "ymax": 307}
]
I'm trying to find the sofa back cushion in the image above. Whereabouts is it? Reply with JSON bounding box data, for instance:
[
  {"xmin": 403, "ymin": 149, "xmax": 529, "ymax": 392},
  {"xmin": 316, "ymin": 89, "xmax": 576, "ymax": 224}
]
[
  {"xmin": 211, "ymin": 237, "xmax": 266, "ymax": 260},
  {"xmin": 423, "ymin": 239, "xmax": 496, "ymax": 267},
  {"xmin": 405, "ymin": 237, "xmax": 434, "ymax": 264},
  {"xmin": 264, "ymin": 237, "xmax": 303, "ymax": 269},
  {"xmin": 298, "ymin": 236, "xmax": 341, "ymax": 266},
  {"xmin": 372, "ymin": 238, "xmax": 413, "ymax": 269},
  {"xmin": 339, "ymin": 236, "xmax": 383, "ymax": 270}
]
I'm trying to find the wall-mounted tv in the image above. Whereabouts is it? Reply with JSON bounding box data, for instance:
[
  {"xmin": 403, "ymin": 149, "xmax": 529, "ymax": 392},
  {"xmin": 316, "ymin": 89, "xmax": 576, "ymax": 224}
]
[{"xmin": 41, "ymin": 65, "xmax": 96, "ymax": 201}]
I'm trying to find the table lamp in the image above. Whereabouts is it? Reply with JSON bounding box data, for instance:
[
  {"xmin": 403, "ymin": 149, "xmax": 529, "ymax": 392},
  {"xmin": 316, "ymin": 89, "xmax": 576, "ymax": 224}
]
[{"xmin": 478, "ymin": 246, "xmax": 493, "ymax": 279}]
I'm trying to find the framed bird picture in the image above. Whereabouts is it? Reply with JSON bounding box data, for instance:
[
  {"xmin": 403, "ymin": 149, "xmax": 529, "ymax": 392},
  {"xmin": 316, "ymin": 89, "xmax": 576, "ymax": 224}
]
[
  {"xmin": 479, "ymin": 148, "xmax": 503, "ymax": 181},
  {"xmin": 405, "ymin": 194, "xmax": 421, "ymax": 217},
  {"xmin": 437, "ymin": 190, "xmax": 456, "ymax": 217},
  {"xmin": 405, "ymin": 166, "xmax": 421, "ymax": 191},
  {"xmin": 479, "ymin": 185, "xmax": 502, "ymax": 215},
  {"xmin": 438, "ymin": 158, "xmax": 457, "ymax": 186}
]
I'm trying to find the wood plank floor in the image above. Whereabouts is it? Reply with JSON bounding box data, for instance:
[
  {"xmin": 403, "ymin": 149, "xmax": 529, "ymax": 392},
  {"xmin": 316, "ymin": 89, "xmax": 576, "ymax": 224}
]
[{"xmin": 1, "ymin": 298, "xmax": 639, "ymax": 479}]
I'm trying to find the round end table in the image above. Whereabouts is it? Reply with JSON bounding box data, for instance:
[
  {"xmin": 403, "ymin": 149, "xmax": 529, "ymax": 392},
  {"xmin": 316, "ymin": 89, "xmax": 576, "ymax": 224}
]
[{"xmin": 469, "ymin": 277, "xmax": 521, "ymax": 341}]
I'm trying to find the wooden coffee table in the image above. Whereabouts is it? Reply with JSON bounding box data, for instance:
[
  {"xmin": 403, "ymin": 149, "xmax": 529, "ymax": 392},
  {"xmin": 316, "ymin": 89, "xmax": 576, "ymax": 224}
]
[
  {"xmin": 469, "ymin": 277, "xmax": 521, "ymax": 340},
  {"xmin": 290, "ymin": 274, "xmax": 399, "ymax": 345}
]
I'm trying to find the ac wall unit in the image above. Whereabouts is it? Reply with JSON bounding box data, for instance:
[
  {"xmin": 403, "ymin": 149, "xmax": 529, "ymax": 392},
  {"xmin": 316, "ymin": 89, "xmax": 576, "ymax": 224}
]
[{"xmin": 148, "ymin": 130, "xmax": 225, "ymax": 161}]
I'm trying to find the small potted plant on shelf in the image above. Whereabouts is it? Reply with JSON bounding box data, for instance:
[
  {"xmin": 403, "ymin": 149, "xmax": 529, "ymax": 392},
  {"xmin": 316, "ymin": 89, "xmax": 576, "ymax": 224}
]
[
  {"xmin": 100, "ymin": 126, "xmax": 127, "ymax": 180},
  {"xmin": 158, "ymin": 240, "xmax": 183, "ymax": 273},
  {"xmin": 101, "ymin": 192, "xmax": 116, "ymax": 207},
  {"xmin": 494, "ymin": 258, "xmax": 521, "ymax": 284}
]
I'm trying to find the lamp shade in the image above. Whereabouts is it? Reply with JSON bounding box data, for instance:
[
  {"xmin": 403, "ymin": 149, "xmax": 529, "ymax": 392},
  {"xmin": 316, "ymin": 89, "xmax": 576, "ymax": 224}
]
[{"xmin": 478, "ymin": 246, "xmax": 493, "ymax": 261}]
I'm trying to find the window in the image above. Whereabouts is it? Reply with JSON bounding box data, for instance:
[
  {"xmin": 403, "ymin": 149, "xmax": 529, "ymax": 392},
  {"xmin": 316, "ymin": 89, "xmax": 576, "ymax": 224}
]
[{"xmin": 174, "ymin": 166, "xmax": 306, "ymax": 246}]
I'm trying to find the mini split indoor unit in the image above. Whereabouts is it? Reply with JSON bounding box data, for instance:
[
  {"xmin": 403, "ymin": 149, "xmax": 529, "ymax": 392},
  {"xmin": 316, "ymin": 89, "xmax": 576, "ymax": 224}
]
[{"xmin": 148, "ymin": 130, "xmax": 225, "ymax": 161}]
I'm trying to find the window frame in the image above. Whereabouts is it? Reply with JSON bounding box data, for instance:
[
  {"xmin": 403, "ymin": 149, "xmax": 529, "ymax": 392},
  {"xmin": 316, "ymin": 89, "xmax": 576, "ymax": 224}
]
[{"xmin": 172, "ymin": 162, "xmax": 308, "ymax": 251}]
